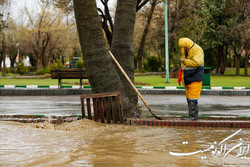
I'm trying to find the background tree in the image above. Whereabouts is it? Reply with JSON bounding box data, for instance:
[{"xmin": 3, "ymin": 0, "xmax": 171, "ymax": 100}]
[
  {"xmin": 4, "ymin": 19, "xmax": 19, "ymax": 69},
  {"xmin": 136, "ymin": 0, "xmax": 249, "ymax": 75},
  {"xmin": 142, "ymin": 4, "xmax": 165, "ymax": 71},
  {"xmin": 24, "ymin": 2, "xmax": 55, "ymax": 69},
  {"xmin": 0, "ymin": 0, "xmax": 11, "ymax": 76},
  {"xmin": 186, "ymin": 0, "xmax": 229, "ymax": 74},
  {"xmin": 22, "ymin": 1, "xmax": 77, "ymax": 70},
  {"xmin": 137, "ymin": 0, "xmax": 158, "ymax": 72},
  {"xmin": 134, "ymin": 0, "xmax": 191, "ymax": 71},
  {"xmin": 99, "ymin": 0, "xmax": 151, "ymax": 48},
  {"xmin": 225, "ymin": 0, "xmax": 249, "ymax": 75},
  {"xmin": 73, "ymin": 0, "xmax": 140, "ymax": 117},
  {"xmin": 167, "ymin": 0, "xmax": 191, "ymax": 69}
]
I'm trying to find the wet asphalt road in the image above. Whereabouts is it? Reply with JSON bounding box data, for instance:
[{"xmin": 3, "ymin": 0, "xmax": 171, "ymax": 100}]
[{"xmin": 0, "ymin": 95, "xmax": 249, "ymax": 117}]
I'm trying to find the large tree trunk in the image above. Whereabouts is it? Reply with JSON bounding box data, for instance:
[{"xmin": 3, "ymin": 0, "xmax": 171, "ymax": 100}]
[
  {"xmin": 216, "ymin": 45, "xmax": 221, "ymax": 74},
  {"xmin": 73, "ymin": 0, "xmax": 139, "ymax": 118},
  {"xmin": 0, "ymin": 52, "xmax": 2, "ymax": 71},
  {"xmin": 111, "ymin": 0, "xmax": 138, "ymax": 112},
  {"xmin": 137, "ymin": 0, "xmax": 157, "ymax": 72},
  {"xmin": 1, "ymin": 38, "xmax": 6, "ymax": 76},
  {"xmin": 244, "ymin": 48, "xmax": 249, "ymax": 75},
  {"xmin": 9, "ymin": 53, "xmax": 16, "ymax": 68},
  {"xmin": 36, "ymin": 58, "xmax": 43, "ymax": 70},
  {"xmin": 2, "ymin": 49, "xmax": 6, "ymax": 76},
  {"xmin": 219, "ymin": 45, "xmax": 227, "ymax": 74},
  {"xmin": 235, "ymin": 54, "xmax": 241, "ymax": 76}
]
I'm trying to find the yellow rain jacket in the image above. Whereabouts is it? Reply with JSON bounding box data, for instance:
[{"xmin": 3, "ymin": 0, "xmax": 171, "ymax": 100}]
[{"xmin": 178, "ymin": 38, "xmax": 204, "ymax": 86}]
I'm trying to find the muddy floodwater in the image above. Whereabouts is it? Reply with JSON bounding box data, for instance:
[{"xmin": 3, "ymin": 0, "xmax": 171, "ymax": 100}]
[
  {"xmin": 0, "ymin": 120, "xmax": 249, "ymax": 167},
  {"xmin": 0, "ymin": 95, "xmax": 249, "ymax": 166}
]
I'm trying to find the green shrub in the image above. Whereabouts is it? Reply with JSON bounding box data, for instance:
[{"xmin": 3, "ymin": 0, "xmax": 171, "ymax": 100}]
[
  {"xmin": 141, "ymin": 69, "xmax": 147, "ymax": 73},
  {"xmin": 137, "ymin": 104, "xmax": 142, "ymax": 115},
  {"xmin": 6, "ymin": 68, "xmax": 10, "ymax": 74},
  {"xmin": 10, "ymin": 67, "xmax": 16, "ymax": 73},
  {"xmin": 35, "ymin": 69, "xmax": 45, "ymax": 75},
  {"xmin": 51, "ymin": 59, "xmax": 64, "ymax": 69},
  {"xmin": 28, "ymin": 66, "xmax": 35, "ymax": 72},
  {"xmin": 134, "ymin": 69, "xmax": 146, "ymax": 73},
  {"xmin": 16, "ymin": 62, "xmax": 28, "ymax": 76},
  {"xmin": 144, "ymin": 56, "xmax": 161, "ymax": 72},
  {"xmin": 76, "ymin": 59, "xmax": 84, "ymax": 68},
  {"xmin": 134, "ymin": 69, "xmax": 139, "ymax": 73},
  {"xmin": 57, "ymin": 59, "xmax": 64, "ymax": 68},
  {"xmin": 44, "ymin": 66, "xmax": 51, "ymax": 74},
  {"xmin": 204, "ymin": 48, "xmax": 217, "ymax": 68},
  {"xmin": 51, "ymin": 62, "xmax": 58, "ymax": 69},
  {"xmin": 35, "ymin": 66, "xmax": 51, "ymax": 75}
]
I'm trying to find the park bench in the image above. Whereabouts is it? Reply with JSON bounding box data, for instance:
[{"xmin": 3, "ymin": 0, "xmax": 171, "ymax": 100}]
[{"xmin": 51, "ymin": 68, "xmax": 88, "ymax": 88}]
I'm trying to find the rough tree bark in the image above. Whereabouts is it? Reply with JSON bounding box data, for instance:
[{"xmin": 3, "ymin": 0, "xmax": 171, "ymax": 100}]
[
  {"xmin": 244, "ymin": 47, "xmax": 249, "ymax": 75},
  {"xmin": 73, "ymin": 0, "xmax": 140, "ymax": 118},
  {"xmin": 235, "ymin": 54, "xmax": 241, "ymax": 76},
  {"xmin": 1, "ymin": 37, "xmax": 6, "ymax": 76},
  {"xmin": 111, "ymin": 0, "xmax": 138, "ymax": 108}
]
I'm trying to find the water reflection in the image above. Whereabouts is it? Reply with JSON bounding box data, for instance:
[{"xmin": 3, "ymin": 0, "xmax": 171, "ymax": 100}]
[
  {"xmin": 140, "ymin": 104, "xmax": 250, "ymax": 117},
  {"xmin": 0, "ymin": 120, "xmax": 249, "ymax": 166}
]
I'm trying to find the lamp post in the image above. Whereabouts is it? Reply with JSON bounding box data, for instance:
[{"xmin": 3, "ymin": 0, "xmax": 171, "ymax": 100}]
[{"xmin": 165, "ymin": 0, "xmax": 169, "ymax": 83}]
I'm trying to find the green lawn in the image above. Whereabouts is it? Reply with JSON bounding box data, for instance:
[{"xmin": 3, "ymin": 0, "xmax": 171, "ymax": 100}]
[
  {"xmin": 0, "ymin": 75, "xmax": 249, "ymax": 87},
  {"xmin": 0, "ymin": 78, "xmax": 89, "ymax": 86},
  {"xmin": 222, "ymin": 68, "xmax": 250, "ymax": 75},
  {"xmin": 210, "ymin": 76, "xmax": 250, "ymax": 87},
  {"xmin": 134, "ymin": 75, "xmax": 250, "ymax": 87},
  {"xmin": 1, "ymin": 67, "xmax": 250, "ymax": 87}
]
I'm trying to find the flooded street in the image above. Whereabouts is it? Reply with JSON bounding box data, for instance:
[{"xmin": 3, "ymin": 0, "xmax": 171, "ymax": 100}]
[
  {"xmin": 0, "ymin": 120, "xmax": 249, "ymax": 166},
  {"xmin": 0, "ymin": 95, "xmax": 249, "ymax": 166},
  {"xmin": 139, "ymin": 95, "xmax": 250, "ymax": 118},
  {"xmin": 0, "ymin": 95, "xmax": 250, "ymax": 117}
]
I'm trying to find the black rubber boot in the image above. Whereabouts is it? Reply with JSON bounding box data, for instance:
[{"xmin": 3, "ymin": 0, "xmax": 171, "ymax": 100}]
[
  {"xmin": 189, "ymin": 101, "xmax": 198, "ymax": 120},
  {"xmin": 180, "ymin": 99, "xmax": 191, "ymax": 120},
  {"xmin": 194, "ymin": 103, "xmax": 198, "ymax": 120}
]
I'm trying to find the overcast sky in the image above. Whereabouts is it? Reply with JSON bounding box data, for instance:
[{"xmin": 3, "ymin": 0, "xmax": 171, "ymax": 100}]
[
  {"xmin": 11, "ymin": 0, "xmax": 116, "ymax": 23},
  {"xmin": 13, "ymin": 0, "xmax": 116, "ymax": 12}
]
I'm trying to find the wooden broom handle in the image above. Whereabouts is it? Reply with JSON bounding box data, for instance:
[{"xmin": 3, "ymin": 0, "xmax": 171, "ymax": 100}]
[{"xmin": 108, "ymin": 51, "xmax": 161, "ymax": 120}]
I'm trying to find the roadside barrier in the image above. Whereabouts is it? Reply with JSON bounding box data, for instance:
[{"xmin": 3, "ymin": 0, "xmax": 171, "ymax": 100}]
[
  {"xmin": 80, "ymin": 92, "xmax": 124, "ymax": 124},
  {"xmin": 0, "ymin": 85, "xmax": 250, "ymax": 90},
  {"xmin": 0, "ymin": 115, "xmax": 249, "ymax": 128},
  {"xmin": 1, "ymin": 86, "xmax": 250, "ymax": 96}
]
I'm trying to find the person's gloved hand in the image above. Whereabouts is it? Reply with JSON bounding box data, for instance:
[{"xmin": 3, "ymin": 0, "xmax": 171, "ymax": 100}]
[{"xmin": 178, "ymin": 69, "xmax": 182, "ymax": 85}]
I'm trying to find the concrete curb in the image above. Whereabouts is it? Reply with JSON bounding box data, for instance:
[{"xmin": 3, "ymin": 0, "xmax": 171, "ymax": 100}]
[
  {"xmin": 125, "ymin": 119, "xmax": 250, "ymax": 128},
  {"xmin": 0, "ymin": 116, "xmax": 80, "ymax": 125},
  {"xmin": 1, "ymin": 85, "xmax": 250, "ymax": 90},
  {"xmin": 1, "ymin": 115, "xmax": 249, "ymax": 128},
  {"xmin": 0, "ymin": 87, "xmax": 250, "ymax": 96}
]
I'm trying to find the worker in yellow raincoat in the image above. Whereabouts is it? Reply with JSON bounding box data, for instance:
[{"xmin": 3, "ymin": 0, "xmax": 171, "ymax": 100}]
[{"xmin": 178, "ymin": 38, "xmax": 204, "ymax": 120}]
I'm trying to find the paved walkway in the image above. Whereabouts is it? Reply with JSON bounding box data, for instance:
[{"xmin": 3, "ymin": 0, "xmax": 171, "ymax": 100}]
[{"xmin": 0, "ymin": 88, "xmax": 249, "ymax": 128}]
